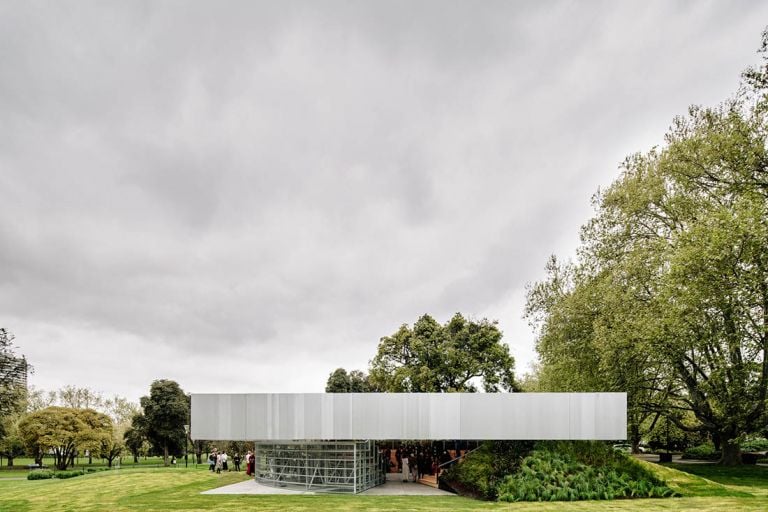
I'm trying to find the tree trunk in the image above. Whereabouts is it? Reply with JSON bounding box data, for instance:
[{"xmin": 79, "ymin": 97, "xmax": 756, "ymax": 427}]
[
  {"xmin": 630, "ymin": 423, "xmax": 642, "ymax": 454},
  {"xmin": 6, "ymin": 456, "xmax": 13, "ymax": 467},
  {"xmin": 163, "ymin": 444, "xmax": 169, "ymax": 467},
  {"xmin": 133, "ymin": 453, "xmax": 139, "ymax": 463},
  {"xmin": 719, "ymin": 436, "xmax": 742, "ymax": 466}
]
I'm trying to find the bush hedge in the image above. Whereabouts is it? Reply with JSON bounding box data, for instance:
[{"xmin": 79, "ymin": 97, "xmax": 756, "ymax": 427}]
[
  {"xmin": 682, "ymin": 443, "xmax": 720, "ymax": 461},
  {"xmin": 25, "ymin": 468, "xmax": 108, "ymax": 481},
  {"xmin": 682, "ymin": 438, "xmax": 768, "ymax": 461},
  {"xmin": 53, "ymin": 470, "xmax": 85, "ymax": 479},
  {"xmin": 439, "ymin": 441, "xmax": 533, "ymax": 499},
  {"xmin": 740, "ymin": 438, "xmax": 768, "ymax": 453},
  {"xmin": 27, "ymin": 471, "xmax": 54, "ymax": 480}
]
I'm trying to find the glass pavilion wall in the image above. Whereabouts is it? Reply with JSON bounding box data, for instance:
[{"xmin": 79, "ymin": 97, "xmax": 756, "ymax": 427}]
[{"xmin": 253, "ymin": 440, "xmax": 385, "ymax": 493}]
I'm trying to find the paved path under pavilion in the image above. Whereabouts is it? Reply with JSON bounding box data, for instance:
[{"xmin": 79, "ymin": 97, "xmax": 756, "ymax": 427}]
[{"xmin": 202, "ymin": 473, "xmax": 454, "ymax": 496}]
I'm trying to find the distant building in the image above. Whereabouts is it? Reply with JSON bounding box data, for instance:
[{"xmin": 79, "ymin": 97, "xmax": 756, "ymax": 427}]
[{"xmin": 0, "ymin": 352, "xmax": 29, "ymax": 393}]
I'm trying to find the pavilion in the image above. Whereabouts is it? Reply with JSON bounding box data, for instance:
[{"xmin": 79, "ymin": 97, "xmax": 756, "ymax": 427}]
[{"xmin": 191, "ymin": 392, "xmax": 626, "ymax": 494}]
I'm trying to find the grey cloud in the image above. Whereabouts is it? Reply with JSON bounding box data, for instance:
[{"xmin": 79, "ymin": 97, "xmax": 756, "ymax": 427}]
[{"xmin": 1, "ymin": 0, "xmax": 767, "ymax": 401}]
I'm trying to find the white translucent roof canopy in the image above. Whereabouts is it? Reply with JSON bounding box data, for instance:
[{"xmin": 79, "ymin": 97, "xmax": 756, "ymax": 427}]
[{"xmin": 191, "ymin": 392, "xmax": 626, "ymax": 441}]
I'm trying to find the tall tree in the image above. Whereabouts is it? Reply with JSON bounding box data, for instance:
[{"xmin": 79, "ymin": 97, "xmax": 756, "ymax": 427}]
[
  {"xmin": 527, "ymin": 30, "xmax": 768, "ymax": 465},
  {"xmin": 57, "ymin": 385, "xmax": 104, "ymax": 410},
  {"xmin": 325, "ymin": 368, "xmax": 372, "ymax": 392},
  {"xmin": 369, "ymin": 313, "xmax": 517, "ymax": 392},
  {"xmin": 0, "ymin": 412, "xmax": 25, "ymax": 467},
  {"xmin": 123, "ymin": 415, "xmax": 147, "ymax": 464},
  {"xmin": 18, "ymin": 407, "xmax": 112, "ymax": 470},
  {"xmin": 139, "ymin": 379, "xmax": 189, "ymax": 467}
]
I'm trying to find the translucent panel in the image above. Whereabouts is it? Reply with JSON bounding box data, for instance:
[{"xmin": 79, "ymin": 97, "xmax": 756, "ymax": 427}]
[
  {"xmin": 192, "ymin": 392, "xmax": 626, "ymax": 441},
  {"xmin": 253, "ymin": 440, "xmax": 384, "ymax": 493}
]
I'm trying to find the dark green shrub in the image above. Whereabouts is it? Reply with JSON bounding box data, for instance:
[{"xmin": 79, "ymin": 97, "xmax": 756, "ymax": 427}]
[
  {"xmin": 27, "ymin": 471, "xmax": 54, "ymax": 480},
  {"xmin": 682, "ymin": 443, "xmax": 720, "ymax": 460},
  {"xmin": 497, "ymin": 449, "xmax": 677, "ymax": 502},
  {"xmin": 55, "ymin": 470, "xmax": 85, "ymax": 479},
  {"xmin": 740, "ymin": 438, "xmax": 768, "ymax": 453},
  {"xmin": 440, "ymin": 441, "xmax": 533, "ymax": 500}
]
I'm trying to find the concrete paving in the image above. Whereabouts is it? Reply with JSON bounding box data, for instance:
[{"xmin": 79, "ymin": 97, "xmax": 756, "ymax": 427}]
[
  {"xmin": 202, "ymin": 474, "xmax": 454, "ymax": 496},
  {"xmin": 360, "ymin": 479, "xmax": 453, "ymax": 496},
  {"xmin": 202, "ymin": 479, "xmax": 316, "ymax": 495}
]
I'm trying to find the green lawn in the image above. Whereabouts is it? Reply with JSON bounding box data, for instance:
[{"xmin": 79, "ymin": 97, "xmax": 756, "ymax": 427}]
[
  {"xmin": 1, "ymin": 455, "xmax": 191, "ymax": 469},
  {"xmin": 0, "ymin": 462, "xmax": 766, "ymax": 511},
  {"xmin": 0, "ymin": 455, "xmax": 199, "ymax": 479}
]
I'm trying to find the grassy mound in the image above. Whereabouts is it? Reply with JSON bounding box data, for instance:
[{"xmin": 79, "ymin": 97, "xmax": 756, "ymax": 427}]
[{"xmin": 497, "ymin": 447, "xmax": 676, "ymax": 502}]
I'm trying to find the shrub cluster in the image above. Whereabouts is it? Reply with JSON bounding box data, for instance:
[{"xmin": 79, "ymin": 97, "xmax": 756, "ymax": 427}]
[
  {"xmin": 27, "ymin": 471, "xmax": 54, "ymax": 480},
  {"xmin": 26, "ymin": 468, "xmax": 103, "ymax": 480},
  {"xmin": 497, "ymin": 448, "xmax": 677, "ymax": 502},
  {"xmin": 443, "ymin": 441, "xmax": 677, "ymax": 503},
  {"xmin": 54, "ymin": 470, "xmax": 86, "ymax": 479},
  {"xmin": 740, "ymin": 438, "xmax": 768, "ymax": 453},
  {"xmin": 439, "ymin": 441, "xmax": 533, "ymax": 499},
  {"xmin": 682, "ymin": 443, "xmax": 720, "ymax": 460},
  {"xmin": 682, "ymin": 438, "xmax": 768, "ymax": 461}
]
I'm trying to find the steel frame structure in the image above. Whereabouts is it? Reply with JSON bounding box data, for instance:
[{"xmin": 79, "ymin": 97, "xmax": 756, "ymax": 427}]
[{"xmin": 253, "ymin": 440, "xmax": 384, "ymax": 493}]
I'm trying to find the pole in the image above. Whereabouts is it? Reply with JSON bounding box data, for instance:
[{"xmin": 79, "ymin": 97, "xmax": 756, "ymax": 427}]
[{"xmin": 183, "ymin": 424, "xmax": 190, "ymax": 469}]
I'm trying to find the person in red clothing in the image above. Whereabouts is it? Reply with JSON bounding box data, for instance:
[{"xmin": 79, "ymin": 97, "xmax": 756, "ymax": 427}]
[{"xmin": 245, "ymin": 450, "xmax": 254, "ymax": 476}]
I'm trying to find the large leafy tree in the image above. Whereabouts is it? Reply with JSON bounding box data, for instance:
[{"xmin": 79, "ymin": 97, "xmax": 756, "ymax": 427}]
[
  {"xmin": 526, "ymin": 257, "xmax": 675, "ymax": 453},
  {"xmin": 18, "ymin": 407, "xmax": 112, "ymax": 469},
  {"xmin": 527, "ymin": 31, "xmax": 768, "ymax": 465},
  {"xmin": 0, "ymin": 412, "xmax": 25, "ymax": 467},
  {"xmin": 123, "ymin": 416, "xmax": 147, "ymax": 464},
  {"xmin": 369, "ymin": 313, "xmax": 517, "ymax": 392},
  {"xmin": 138, "ymin": 379, "xmax": 189, "ymax": 466},
  {"xmin": 325, "ymin": 368, "xmax": 372, "ymax": 392}
]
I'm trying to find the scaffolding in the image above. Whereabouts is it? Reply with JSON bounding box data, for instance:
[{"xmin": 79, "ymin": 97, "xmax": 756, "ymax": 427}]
[{"xmin": 253, "ymin": 440, "xmax": 385, "ymax": 493}]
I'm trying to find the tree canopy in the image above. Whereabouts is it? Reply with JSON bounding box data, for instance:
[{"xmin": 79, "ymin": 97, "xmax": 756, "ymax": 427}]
[
  {"xmin": 325, "ymin": 368, "xmax": 371, "ymax": 392},
  {"xmin": 368, "ymin": 313, "xmax": 517, "ymax": 392},
  {"xmin": 526, "ymin": 30, "xmax": 768, "ymax": 465},
  {"xmin": 138, "ymin": 379, "xmax": 189, "ymax": 466},
  {"xmin": 18, "ymin": 407, "xmax": 112, "ymax": 470}
]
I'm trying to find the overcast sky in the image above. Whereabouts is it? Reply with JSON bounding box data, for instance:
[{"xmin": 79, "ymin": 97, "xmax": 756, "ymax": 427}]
[{"xmin": 2, "ymin": 0, "xmax": 766, "ymax": 403}]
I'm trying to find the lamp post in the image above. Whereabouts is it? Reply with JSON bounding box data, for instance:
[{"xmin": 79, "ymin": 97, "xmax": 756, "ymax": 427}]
[{"xmin": 183, "ymin": 424, "xmax": 189, "ymax": 468}]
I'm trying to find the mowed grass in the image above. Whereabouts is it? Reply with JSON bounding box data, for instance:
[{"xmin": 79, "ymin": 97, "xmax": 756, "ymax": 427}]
[
  {"xmin": 0, "ymin": 456, "xmax": 194, "ymax": 479},
  {"xmin": 661, "ymin": 463, "xmax": 768, "ymax": 498},
  {"xmin": 0, "ymin": 462, "xmax": 767, "ymax": 512}
]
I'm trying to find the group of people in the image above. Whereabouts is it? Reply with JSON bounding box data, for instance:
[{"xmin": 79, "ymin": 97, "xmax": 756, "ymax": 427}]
[
  {"xmin": 207, "ymin": 448, "xmax": 256, "ymax": 476},
  {"xmin": 382, "ymin": 445, "xmax": 455, "ymax": 482},
  {"xmin": 208, "ymin": 449, "xmax": 242, "ymax": 473}
]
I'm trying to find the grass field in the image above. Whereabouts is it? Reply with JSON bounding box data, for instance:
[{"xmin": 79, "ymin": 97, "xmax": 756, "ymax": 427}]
[
  {"xmin": 0, "ymin": 461, "xmax": 766, "ymax": 511},
  {"xmin": 0, "ymin": 456, "xmax": 195, "ymax": 479}
]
